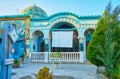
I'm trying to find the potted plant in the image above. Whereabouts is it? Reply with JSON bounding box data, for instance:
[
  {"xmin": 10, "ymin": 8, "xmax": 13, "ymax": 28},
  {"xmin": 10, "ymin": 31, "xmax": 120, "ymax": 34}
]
[
  {"xmin": 50, "ymin": 52, "xmax": 63, "ymax": 68},
  {"xmin": 50, "ymin": 52, "xmax": 63, "ymax": 58},
  {"xmin": 19, "ymin": 54, "xmax": 25, "ymax": 63},
  {"xmin": 54, "ymin": 61, "xmax": 60, "ymax": 68},
  {"xmin": 12, "ymin": 59, "xmax": 20, "ymax": 68}
]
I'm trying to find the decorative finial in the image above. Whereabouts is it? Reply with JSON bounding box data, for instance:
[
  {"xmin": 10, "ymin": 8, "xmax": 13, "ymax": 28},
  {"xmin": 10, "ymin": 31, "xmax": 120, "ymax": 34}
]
[
  {"xmin": 34, "ymin": 3, "xmax": 36, "ymax": 7},
  {"xmin": 16, "ymin": 9, "xmax": 19, "ymax": 14}
]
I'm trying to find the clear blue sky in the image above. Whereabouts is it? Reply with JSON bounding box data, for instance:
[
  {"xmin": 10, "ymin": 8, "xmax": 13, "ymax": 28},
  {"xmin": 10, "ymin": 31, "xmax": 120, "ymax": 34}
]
[{"xmin": 0, "ymin": 0, "xmax": 119, "ymax": 16}]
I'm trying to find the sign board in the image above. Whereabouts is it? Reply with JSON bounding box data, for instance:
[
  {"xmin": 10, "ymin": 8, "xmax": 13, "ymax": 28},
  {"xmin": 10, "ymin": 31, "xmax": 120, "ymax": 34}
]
[
  {"xmin": 9, "ymin": 29, "xmax": 18, "ymax": 43},
  {"xmin": 5, "ymin": 59, "xmax": 14, "ymax": 65}
]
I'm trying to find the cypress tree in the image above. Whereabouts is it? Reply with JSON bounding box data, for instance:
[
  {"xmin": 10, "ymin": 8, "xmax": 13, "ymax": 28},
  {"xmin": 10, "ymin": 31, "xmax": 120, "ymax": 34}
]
[{"xmin": 87, "ymin": 2, "xmax": 120, "ymax": 79}]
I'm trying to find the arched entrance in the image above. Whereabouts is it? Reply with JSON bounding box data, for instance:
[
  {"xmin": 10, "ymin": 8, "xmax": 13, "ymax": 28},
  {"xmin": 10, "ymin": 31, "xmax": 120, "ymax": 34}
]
[
  {"xmin": 50, "ymin": 22, "xmax": 79, "ymax": 52},
  {"xmin": 84, "ymin": 28, "xmax": 94, "ymax": 51},
  {"xmin": 32, "ymin": 31, "xmax": 44, "ymax": 52}
]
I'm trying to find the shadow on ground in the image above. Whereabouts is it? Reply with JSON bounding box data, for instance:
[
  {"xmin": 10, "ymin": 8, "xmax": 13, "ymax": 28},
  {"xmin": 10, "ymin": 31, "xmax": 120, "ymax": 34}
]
[{"xmin": 19, "ymin": 75, "xmax": 75, "ymax": 79}]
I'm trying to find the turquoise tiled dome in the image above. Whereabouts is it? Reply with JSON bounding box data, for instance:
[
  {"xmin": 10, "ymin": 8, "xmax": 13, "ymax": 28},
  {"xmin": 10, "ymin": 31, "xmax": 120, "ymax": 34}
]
[{"xmin": 21, "ymin": 5, "xmax": 47, "ymax": 19}]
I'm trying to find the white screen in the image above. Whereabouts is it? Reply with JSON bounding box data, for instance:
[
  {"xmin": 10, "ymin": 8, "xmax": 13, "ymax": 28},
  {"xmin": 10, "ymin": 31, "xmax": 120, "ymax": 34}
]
[{"xmin": 52, "ymin": 31, "xmax": 73, "ymax": 48}]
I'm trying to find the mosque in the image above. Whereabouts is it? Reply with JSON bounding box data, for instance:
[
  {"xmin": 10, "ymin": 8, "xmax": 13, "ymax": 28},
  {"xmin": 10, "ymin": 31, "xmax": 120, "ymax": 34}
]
[{"xmin": 0, "ymin": 5, "xmax": 100, "ymax": 62}]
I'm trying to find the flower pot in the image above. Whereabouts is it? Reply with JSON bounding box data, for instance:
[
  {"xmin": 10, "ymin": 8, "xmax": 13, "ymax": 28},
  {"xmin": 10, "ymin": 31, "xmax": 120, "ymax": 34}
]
[
  {"xmin": 12, "ymin": 64, "xmax": 20, "ymax": 68},
  {"xmin": 54, "ymin": 61, "xmax": 60, "ymax": 69},
  {"xmin": 19, "ymin": 58, "xmax": 24, "ymax": 63}
]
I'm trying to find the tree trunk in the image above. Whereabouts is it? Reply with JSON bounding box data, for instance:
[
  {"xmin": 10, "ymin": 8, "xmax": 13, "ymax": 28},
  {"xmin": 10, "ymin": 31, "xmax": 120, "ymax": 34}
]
[{"xmin": 96, "ymin": 66, "xmax": 108, "ymax": 79}]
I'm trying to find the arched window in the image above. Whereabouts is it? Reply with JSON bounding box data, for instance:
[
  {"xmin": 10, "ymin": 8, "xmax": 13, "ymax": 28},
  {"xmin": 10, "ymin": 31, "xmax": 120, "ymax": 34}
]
[{"xmin": 84, "ymin": 28, "xmax": 94, "ymax": 51}]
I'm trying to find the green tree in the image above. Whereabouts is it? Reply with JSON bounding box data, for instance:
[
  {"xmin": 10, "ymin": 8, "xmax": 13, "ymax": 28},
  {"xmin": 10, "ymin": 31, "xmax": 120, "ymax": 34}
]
[{"xmin": 87, "ymin": 2, "xmax": 120, "ymax": 79}]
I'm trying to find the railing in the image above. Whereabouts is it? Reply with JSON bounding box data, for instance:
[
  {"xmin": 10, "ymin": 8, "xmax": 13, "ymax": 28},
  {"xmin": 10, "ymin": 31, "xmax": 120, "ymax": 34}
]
[
  {"xmin": 31, "ymin": 52, "xmax": 44, "ymax": 62},
  {"xmin": 31, "ymin": 52, "xmax": 81, "ymax": 63},
  {"xmin": 49, "ymin": 52, "xmax": 80, "ymax": 62}
]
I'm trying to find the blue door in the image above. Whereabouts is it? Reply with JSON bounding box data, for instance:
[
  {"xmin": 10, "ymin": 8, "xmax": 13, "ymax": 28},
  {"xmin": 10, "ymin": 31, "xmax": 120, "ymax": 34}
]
[
  {"xmin": 13, "ymin": 40, "xmax": 25, "ymax": 59},
  {"xmin": 0, "ymin": 38, "xmax": 2, "ymax": 79},
  {"xmin": 37, "ymin": 36, "xmax": 44, "ymax": 52}
]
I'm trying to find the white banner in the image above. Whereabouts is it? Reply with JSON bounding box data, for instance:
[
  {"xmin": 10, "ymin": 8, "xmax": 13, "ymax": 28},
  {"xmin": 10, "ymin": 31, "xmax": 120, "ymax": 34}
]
[{"xmin": 52, "ymin": 31, "xmax": 73, "ymax": 48}]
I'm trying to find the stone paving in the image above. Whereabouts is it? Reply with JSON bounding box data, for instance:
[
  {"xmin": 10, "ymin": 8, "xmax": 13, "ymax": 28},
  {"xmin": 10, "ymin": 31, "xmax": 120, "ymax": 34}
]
[{"xmin": 12, "ymin": 63, "xmax": 98, "ymax": 79}]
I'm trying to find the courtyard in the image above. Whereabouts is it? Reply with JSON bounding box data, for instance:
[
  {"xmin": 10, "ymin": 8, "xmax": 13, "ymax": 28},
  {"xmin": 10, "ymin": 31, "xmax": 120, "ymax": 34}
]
[
  {"xmin": 0, "ymin": 1, "xmax": 119, "ymax": 79},
  {"xmin": 12, "ymin": 63, "xmax": 97, "ymax": 79}
]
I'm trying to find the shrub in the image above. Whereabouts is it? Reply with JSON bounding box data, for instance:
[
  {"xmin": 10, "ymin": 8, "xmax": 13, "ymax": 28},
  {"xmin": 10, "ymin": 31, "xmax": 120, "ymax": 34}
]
[
  {"xmin": 87, "ymin": 2, "xmax": 120, "ymax": 79},
  {"xmin": 12, "ymin": 59, "xmax": 20, "ymax": 68},
  {"xmin": 50, "ymin": 52, "xmax": 62, "ymax": 58},
  {"xmin": 36, "ymin": 66, "xmax": 53, "ymax": 79},
  {"xmin": 20, "ymin": 54, "xmax": 25, "ymax": 58},
  {"xmin": 13, "ymin": 59, "xmax": 20, "ymax": 64}
]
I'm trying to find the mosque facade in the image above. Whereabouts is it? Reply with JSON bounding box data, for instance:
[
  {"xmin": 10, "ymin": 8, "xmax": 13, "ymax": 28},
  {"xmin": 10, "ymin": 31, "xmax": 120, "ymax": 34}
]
[{"xmin": 0, "ymin": 5, "xmax": 100, "ymax": 62}]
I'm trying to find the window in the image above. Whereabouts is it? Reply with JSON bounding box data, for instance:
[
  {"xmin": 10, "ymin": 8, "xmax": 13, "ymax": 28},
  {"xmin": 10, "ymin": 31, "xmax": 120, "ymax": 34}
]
[{"xmin": 33, "ymin": 45, "xmax": 35, "ymax": 50}]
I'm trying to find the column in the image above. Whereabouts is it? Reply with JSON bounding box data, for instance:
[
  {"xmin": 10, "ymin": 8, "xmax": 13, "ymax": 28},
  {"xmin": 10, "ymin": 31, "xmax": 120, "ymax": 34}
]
[
  {"xmin": 84, "ymin": 37, "xmax": 86, "ymax": 61},
  {"xmin": 25, "ymin": 17, "xmax": 30, "ymax": 57},
  {"xmin": 44, "ymin": 38, "xmax": 50, "ymax": 52},
  {"xmin": 44, "ymin": 38, "xmax": 50, "ymax": 62},
  {"xmin": 30, "ymin": 38, "xmax": 33, "ymax": 57},
  {"xmin": 79, "ymin": 37, "xmax": 85, "ymax": 62}
]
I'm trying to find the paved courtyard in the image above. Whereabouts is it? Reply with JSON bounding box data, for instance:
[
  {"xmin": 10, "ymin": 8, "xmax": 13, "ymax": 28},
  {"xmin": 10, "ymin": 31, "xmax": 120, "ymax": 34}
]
[{"xmin": 12, "ymin": 63, "xmax": 98, "ymax": 79}]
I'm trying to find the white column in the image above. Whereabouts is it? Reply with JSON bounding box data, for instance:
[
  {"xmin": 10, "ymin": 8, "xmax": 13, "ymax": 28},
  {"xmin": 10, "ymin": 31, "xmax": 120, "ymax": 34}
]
[
  {"xmin": 44, "ymin": 52, "xmax": 48, "ymax": 62},
  {"xmin": 84, "ymin": 37, "xmax": 86, "ymax": 61},
  {"xmin": 44, "ymin": 38, "xmax": 50, "ymax": 62},
  {"xmin": 79, "ymin": 37, "xmax": 85, "ymax": 62}
]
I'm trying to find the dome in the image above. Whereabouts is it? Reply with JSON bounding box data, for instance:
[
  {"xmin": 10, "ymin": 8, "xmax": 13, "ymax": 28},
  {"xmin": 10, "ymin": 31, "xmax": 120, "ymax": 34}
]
[{"xmin": 21, "ymin": 5, "xmax": 47, "ymax": 19}]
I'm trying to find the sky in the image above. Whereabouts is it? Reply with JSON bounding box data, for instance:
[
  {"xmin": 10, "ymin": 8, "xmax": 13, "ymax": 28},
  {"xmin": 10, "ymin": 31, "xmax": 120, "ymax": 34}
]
[{"xmin": 0, "ymin": 0, "xmax": 120, "ymax": 16}]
